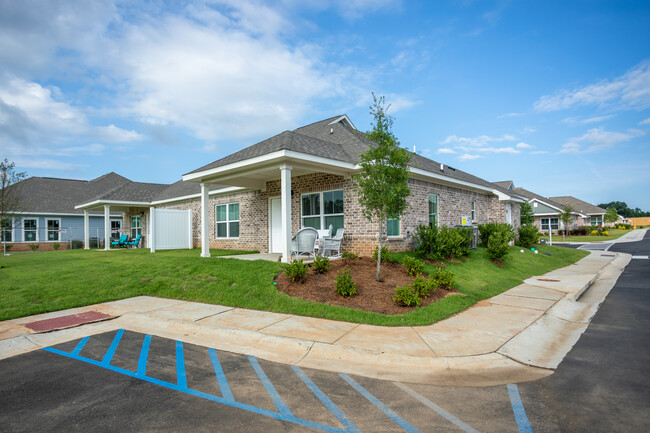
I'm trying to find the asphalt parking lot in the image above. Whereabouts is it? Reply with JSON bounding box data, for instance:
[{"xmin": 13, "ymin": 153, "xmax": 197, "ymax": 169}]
[{"xmin": 0, "ymin": 329, "xmax": 530, "ymax": 433}]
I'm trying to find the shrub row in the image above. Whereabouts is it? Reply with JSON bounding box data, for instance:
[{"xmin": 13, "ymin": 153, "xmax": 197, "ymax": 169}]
[
  {"xmin": 393, "ymin": 267, "xmax": 455, "ymax": 307},
  {"xmin": 412, "ymin": 225, "xmax": 473, "ymax": 261},
  {"xmin": 478, "ymin": 223, "xmax": 515, "ymax": 263}
]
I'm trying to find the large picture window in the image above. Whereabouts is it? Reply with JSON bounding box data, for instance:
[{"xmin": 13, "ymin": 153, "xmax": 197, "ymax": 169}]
[
  {"xmin": 24, "ymin": 218, "xmax": 37, "ymax": 242},
  {"xmin": 1, "ymin": 219, "xmax": 12, "ymax": 242},
  {"xmin": 541, "ymin": 218, "xmax": 559, "ymax": 231},
  {"xmin": 131, "ymin": 216, "xmax": 142, "ymax": 238},
  {"xmin": 590, "ymin": 216, "xmax": 603, "ymax": 226},
  {"xmin": 301, "ymin": 190, "xmax": 344, "ymax": 232},
  {"xmin": 47, "ymin": 219, "xmax": 60, "ymax": 241},
  {"xmin": 216, "ymin": 203, "xmax": 239, "ymax": 238},
  {"xmin": 429, "ymin": 194, "xmax": 438, "ymax": 227}
]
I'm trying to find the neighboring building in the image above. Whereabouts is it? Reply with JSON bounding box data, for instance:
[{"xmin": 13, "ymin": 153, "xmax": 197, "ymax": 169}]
[
  {"xmin": 179, "ymin": 115, "xmax": 524, "ymax": 261},
  {"xmin": 1, "ymin": 173, "xmax": 130, "ymax": 251},
  {"xmin": 512, "ymin": 187, "xmax": 589, "ymax": 234},
  {"xmin": 548, "ymin": 196, "xmax": 607, "ymax": 227}
]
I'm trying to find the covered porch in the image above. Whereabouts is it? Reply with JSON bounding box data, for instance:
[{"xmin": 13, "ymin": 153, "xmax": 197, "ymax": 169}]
[{"xmin": 74, "ymin": 200, "xmax": 151, "ymax": 250}]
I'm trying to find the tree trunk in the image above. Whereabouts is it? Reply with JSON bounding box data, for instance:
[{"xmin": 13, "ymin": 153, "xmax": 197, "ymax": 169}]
[{"xmin": 376, "ymin": 218, "xmax": 383, "ymax": 282}]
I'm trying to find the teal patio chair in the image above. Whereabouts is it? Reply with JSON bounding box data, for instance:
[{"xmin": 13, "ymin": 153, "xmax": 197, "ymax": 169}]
[
  {"xmin": 126, "ymin": 234, "xmax": 142, "ymax": 248},
  {"xmin": 111, "ymin": 235, "xmax": 128, "ymax": 248}
]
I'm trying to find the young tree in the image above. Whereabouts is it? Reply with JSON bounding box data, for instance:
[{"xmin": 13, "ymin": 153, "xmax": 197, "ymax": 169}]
[
  {"xmin": 354, "ymin": 94, "xmax": 411, "ymax": 281},
  {"xmin": 559, "ymin": 205, "xmax": 574, "ymax": 239},
  {"xmin": 520, "ymin": 202, "xmax": 535, "ymax": 225},
  {"xmin": 604, "ymin": 207, "xmax": 618, "ymax": 226},
  {"xmin": 1, "ymin": 159, "xmax": 28, "ymax": 255}
]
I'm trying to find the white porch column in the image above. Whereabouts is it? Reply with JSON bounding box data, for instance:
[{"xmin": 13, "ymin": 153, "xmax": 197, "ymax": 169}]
[
  {"xmin": 280, "ymin": 164, "xmax": 292, "ymax": 263},
  {"xmin": 83, "ymin": 210, "xmax": 90, "ymax": 250},
  {"xmin": 200, "ymin": 182, "xmax": 210, "ymax": 257},
  {"xmin": 149, "ymin": 207, "xmax": 156, "ymax": 253},
  {"xmin": 104, "ymin": 205, "xmax": 111, "ymax": 250}
]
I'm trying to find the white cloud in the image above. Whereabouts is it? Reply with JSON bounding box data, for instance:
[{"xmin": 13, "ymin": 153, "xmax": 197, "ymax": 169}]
[
  {"xmin": 531, "ymin": 150, "xmax": 549, "ymax": 155},
  {"xmin": 476, "ymin": 146, "xmax": 519, "ymax": 154},
  {"xmin": 497, "ymin": 112, "xmax": 524, "ymax": 118},
  {"xmin": 441, "ymin": 133, "xmax": 516, "ymax": 148},
  {"xmin": 560, "ymin": 127, "xmax": 644, "ymax": 154},
  {"xmin": 562, "ymin": 114, "xmax": 616, "ymax": 125},
  {"xmin": 640, "ymin": 118, "xmax": 650, "ymax": 125},
  {"xmin": 459, "ymin": 153, "xmax": 482, "ymax": 161},
  {"xmin": 437, "ymin": 148, "xmax": 456, "ymax": 154},
  {"xmin": 440, "ymin": 133, "xmax": 522, "ymax": 158},
  {"xmin": 516, "ymin": 142, "xmax": 533, "ymax": 149},
  {"xmin": 534, "ymin": 60, "xmax": 650, "ymax": 112}
]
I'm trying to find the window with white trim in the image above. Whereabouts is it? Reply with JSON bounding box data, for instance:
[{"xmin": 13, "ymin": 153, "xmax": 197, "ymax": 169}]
[
  {"xmin": 471, "ymin": 201, "xmax": 476, "ymax": 222},
  {"xmin": 387, "ymin": 218, "xmax": 400, "ymax": 237},
  {"xmin": 590, "ymin": 216, "xmax": 603, "ymax": 226},
  {"xmin": 216, "ymin": 203, "xmax": 239, "ymax": 238},
  {"xmin": 111, "ymin": 220, "xmax": 121, "ymax": 240},
  {"xmin": 541, "ymin": 218, "xmax": 559, "ymax": 231},
  {"xmin": 429, "ymin": 194, "xmax": 438, "ymax": 227},
  {"xmin": 131, "ymin": 216, "xmax": 142, "ymax": 238},
  {"xmin": 1, "ymin": 219, "xmax": 12, "ymax": 242},
  {"xmin": 301, "ymin": 190, "xmax": 344, "ymax": 232},
  {"xmin": 47, "ymin": 219, "xmax": 60, "ymax": 241},
  {"xmin": 24, "ymin": 218, "xmax": 37, "ymax": 242}
]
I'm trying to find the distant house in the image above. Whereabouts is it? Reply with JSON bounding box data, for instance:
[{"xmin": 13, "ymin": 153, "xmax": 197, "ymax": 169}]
[
  {"xmin": 2, "ymin": 173, "xmax": 130, "ymax": 251},
  {"xmin": 548, "ymin": 196, "xmax": 607, "ymax": 227}
]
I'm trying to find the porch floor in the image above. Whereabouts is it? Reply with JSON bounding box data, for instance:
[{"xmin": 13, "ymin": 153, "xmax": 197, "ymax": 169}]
[{"xmin": 218, "ymin": 253, "xmax": 282, "ymax": 262}]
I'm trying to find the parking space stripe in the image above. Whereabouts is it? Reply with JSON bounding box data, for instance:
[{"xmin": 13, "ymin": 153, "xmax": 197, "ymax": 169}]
[
  {"xmin": 136, "ymin": 335, "xmax": 151, "ymax": 377},
  {"xmin": 176, "ymin": 341, "xmax": 188, "ymax": 389},
  {"xmin": 71, "ymin": 337, "xmax": 89, "ymax": 356},
  {"xmin": 248, "ymin": 356, "xmax": 293, "ymax": 418},
  {"xmin": 339, "ymin": 373, "xmax": 421, "ymax": 433},
  {"xmin": 208, "ymin": 348, "xmax": 234, "ymax": 402},
  {"xmin": 292, "ymin": 366, "xmax": 362, "ymax": 433},
  {"xmin": 101, "ymin": 329, "xmax": 124, "ymax": 366},
  {"xmin": 507, "ymin": 384, "xmax": 533, "ymax": 433},
  {"xmin": 394, "ymin": 382, "xmax": 481, "ymax": 433}
]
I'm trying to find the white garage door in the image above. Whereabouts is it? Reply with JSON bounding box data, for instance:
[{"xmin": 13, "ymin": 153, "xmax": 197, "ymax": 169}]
[{"xmin": 150, "ymin": 208, "xmax": 192, "ymax": 251}]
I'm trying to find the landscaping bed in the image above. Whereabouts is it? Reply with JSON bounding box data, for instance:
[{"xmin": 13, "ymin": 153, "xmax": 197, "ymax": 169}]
[{"xmin": 275, "ymin": 256, "xmax": 457, "ymax": 315}]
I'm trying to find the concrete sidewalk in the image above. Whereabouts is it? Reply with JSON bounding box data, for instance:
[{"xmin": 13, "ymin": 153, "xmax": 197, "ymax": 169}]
[
  {"xmin": 0, "ymin": 250, "xmax": 631, "ymax": 387},
  {"xmin": 552, "ymin": 227, "xmax": 647, "ymax": 245}
]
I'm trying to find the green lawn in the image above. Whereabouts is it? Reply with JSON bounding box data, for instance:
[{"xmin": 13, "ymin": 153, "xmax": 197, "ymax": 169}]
[
  {"xmin": 0, "ymin": 245, "xmax": 588, "ymax": 326},
  {"xmin": 553, "ymin": 228, "xmax": 630, "ymax": 243}
]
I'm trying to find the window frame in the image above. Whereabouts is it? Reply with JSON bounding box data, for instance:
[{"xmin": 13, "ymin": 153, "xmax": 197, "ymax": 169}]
[
  {"xmin": 541, "ymin": 217, "xmax": 559, "ymax": 231},
  {"xmin": 590, "ymin": 216, "xmax": 603, "ymax": 226},
  {"xmin": 131, "ymin": 215, "xmax": 142, "ymax": 238},
  {"xmin": 111, "ymin": 219, "xmax": 122, "ymax": 240},
  {"xmin": 46, "ymin": 218, "xmax": 60, "ymax": 242},
  {"xmin": 386, "ymin": 218, "xmax": 401, "ymax": 237},
  {"xmin": 471, "ymin": 201, "xmax": 476, "ymax": 222},
  {"xmin": 1, "ymin": 218, "xmax": 13, "ymax": 242},
  {"xmin": 23, "ymin": 218, "xmax": 38, "ymax": 242},
  {"xmin": 428, "ymin": 193, "xmax": 439, "ymax": 227},
  {"xmin": 300, "ymin": 189, "xmax": 344, "ymax": 232},
  {"xmin": 215, "ymin": 202, "xmax": 240, "ymax": 239}
]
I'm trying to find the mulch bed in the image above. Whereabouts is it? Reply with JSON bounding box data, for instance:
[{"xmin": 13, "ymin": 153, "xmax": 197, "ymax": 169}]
[{"xmin": 274, "ymin": 256, "xmax": 457, "ymax": 315}]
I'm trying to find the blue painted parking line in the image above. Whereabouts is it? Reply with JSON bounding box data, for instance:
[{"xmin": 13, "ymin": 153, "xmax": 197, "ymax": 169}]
[
  {"xmin": 248, "ymin": 355, "xmax": 293, "ymax": 418},
  {"xmin": 208, "ymin": 348, "xmax": 234, "ymax": 402},
  {"xmin": 136, "ymin": 335, "xmax": 151, "ymax": 377},
  {"xmin": 101, "ymin": 329, "xmax": 124, "ymax": 366},
  {"xmin": 42, "ymin": 331, "xmax": 356, "ymax": 433},
  {"xmin": 71, "ymin": 336, "xmax": 89, "ymax": 356},
  {"xmin": 507, "ymin": 384, "xmax": 533, "ymax": 433},
  {"xmin": 394, "ymin": 382, "xmax": 481, "ymax": 433},
  {"xmin": 292, "ymin": 366, "xmax": 362, "ymax": 433},
  {"xmin": 339, "ymin": 373, "xmax": 421, "ymax": 433}
]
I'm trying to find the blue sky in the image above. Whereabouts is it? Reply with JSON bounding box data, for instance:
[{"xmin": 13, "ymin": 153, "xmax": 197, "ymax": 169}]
[{"xmin": 1, "ymin": 0, "xmax": 649, "ymax": 209}]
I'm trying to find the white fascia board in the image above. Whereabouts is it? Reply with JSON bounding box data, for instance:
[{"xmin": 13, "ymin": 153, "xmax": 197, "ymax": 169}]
[
  {"xmin": 75, "ymin": 200, "xmax": 153, "ymax": 210},
  {"xmin": 9, "ymin": 211, "xmax": 122, "ymax": 217},
  {"xmin": 182, "ymin": 150, "xmax": 356, "ymax": 183},
  {"xmin": 534, "ymin": 212, "xmax": 561, "ymax": 216},
  {"xmin": 150, "ymin": 186, "xmax": 246, "ymax": 205},
  {"xmin": 529, "ymin": 198, "xmax": 563, "ymax": 212},
  {"xmin": 328, "ymin": 115, "xmax": 357, "ymax": 130},
  {"xmin": 408, "ymin": 167, "xmax": 495, "ymax": 194}
]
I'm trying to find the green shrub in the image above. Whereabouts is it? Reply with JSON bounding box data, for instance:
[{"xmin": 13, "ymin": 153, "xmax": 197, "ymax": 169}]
[
  {"xmin": 590, "ymin": 230, "xmax": 598, "ymax": 235},
  {"xmin": 402, "ymin": 255, "xmax": 425, "ymax": 276},
  {"xmin": 70, "ymin": 239, "xmax": 84, "ymax": 249},
  {"xmin": 413, "ymin": 224, "xmax": 472, "ymax": 261},
  {"xmin": 284, "ymin": 259, "xmax": 307, "ymax": 282},
  {"xmin": 430, "ymin": 267, "xmax": 455, "ymax": 289},
  {"xmin": 28, "ymin": 244, "xmax": 39, "ymax": 251},
  {"xmin": 4, "ymin": 243, "xmax": 12, "ymax": 251},
  {"xmin": 516, "ymin": 224, "xmax": 539, "ymax": 248},
  {"xmin": 478, "ymin": 222, "xmax": 515, "ymax": 248},
  {"xmin": 341, "ymin": 251, "xmax": 358, "ymax": 265},
  {"xmin": 312, "ymin": 254, "xmax": 331, "ymax": 274},
  {"xmin": 335, "ymin": 267, "xmax": 357, "ymax": 296},
  {"xmin": 372, "ymin": 245, "xmax": 395, "ymax": 263},
  {"xmin": 412, "ymin": 275, "xmax": 437, "ymax": 298},
  {"xmin": 601, "ymin": 230, "xmax": 609, "ymax": 236},
  {"xmin": 486, "ymin": 231, "xmax": 510, "ymax": 262},
  {"xmin": 52, "ymin": 243, "xmax": 61, "ymax": 250},
  {"xmin": 393, "ymin": 285, "xmax": 421, "ymax": 307}
]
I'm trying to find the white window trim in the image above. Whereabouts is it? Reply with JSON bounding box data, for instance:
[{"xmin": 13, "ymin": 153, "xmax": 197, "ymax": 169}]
[
  {"xmin": 541, "ymin": 217, "xmax": 559, "ymax": 231},
  {"xmin": 22, "ymin": 217, "xmax": 39, "ymax": 243},
  {"xmin": 471, "ymin": 201, "xmax": 476, "ymax": 222},
  {"xmin": 131, "ymin": 215, "xmax": 142, "ymax": 238},
  {"xmin": 215, "ymin": 202, "xmax": 240, "ymax": 239},
  {"xmin": 386, "ymin": 217, "xmax": 402, "ymax": 238},
  {"xmin": 429, "ymin": 193, "xmax": 439, "ymax": 227},
  {"xmin": 46, "ymin": 218, "xmax": 61, "ymax": 242},
  {"xmin": 1, "ymin": 218, "xmax": 14, "ymax": 243},
  {"xmin": 300, "ymin": 189, "xmax": 344, "ymax": 231}
]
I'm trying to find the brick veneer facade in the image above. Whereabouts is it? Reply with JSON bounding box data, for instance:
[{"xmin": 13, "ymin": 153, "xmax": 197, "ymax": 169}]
[{"xmin": 159, "ymin": 172, "xmax": 520, "ymax": 256}]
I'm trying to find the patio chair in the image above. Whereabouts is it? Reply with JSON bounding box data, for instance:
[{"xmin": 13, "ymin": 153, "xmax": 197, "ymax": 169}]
[
  {"xmin": 320, "ymin": 228, "xmax": 344, "ymax": 258},
  {"xmin": 111, "ymin": 235, "xmax": 128, "ymax": 248},
  {"xmin": 126, "ymin": 234, "xmax": 142, "ymax": 248},
  {"xmin": 290, "ymin": 227, "xmax": 318, "ymax": 259}
]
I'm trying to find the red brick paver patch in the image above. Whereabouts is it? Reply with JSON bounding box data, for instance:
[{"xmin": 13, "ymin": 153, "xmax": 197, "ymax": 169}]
[{"xmin": 25, "ymin": 311, "xmax": 114, "ymax": 332}]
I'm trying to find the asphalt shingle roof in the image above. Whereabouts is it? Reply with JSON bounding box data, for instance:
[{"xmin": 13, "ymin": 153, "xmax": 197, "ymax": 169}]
[{"xmin": 549, "ymin": 196, "xmax": 606, "ymax": 215}]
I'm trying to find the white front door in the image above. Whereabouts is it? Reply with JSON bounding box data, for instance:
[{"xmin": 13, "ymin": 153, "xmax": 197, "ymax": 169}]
[
  {"xmin": 505, "ymin": 203, "xmax": 512, "ymax": 225},
  {"xmin": 270, "ymin": 197, "xmax": 283, "ymax": 253}
]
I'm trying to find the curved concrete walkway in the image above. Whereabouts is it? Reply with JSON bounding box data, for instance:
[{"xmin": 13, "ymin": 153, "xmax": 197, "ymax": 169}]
[
  {"xmin": 0, "ymin": 250, "xmax": 631, "ymax": 387},
  {"xmin": 553, "ymin": 227, "xmax": 647, "ymax": 245}
]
